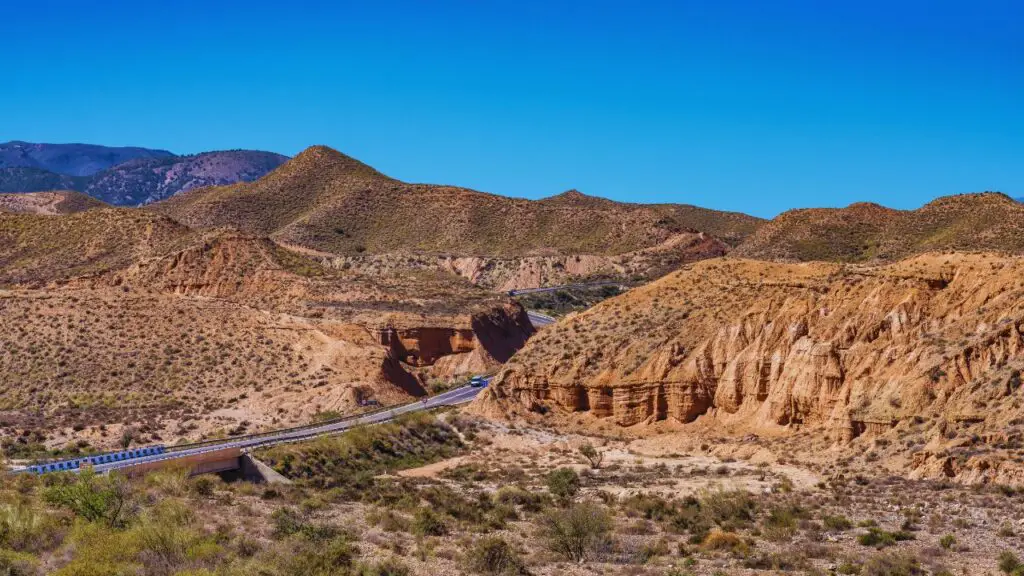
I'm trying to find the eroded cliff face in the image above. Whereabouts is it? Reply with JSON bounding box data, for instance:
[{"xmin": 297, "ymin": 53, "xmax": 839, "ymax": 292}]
[
  {"xmin": 478, "ymin": 254, "xmax": 1024, "ymax": 484},
  {"xmin": 378, "ymin": 303, "xmax": 535, "ymax": 378},
  {"xmin": 318, "ymin": 231, "xmax": 730, "ymax": 291}
]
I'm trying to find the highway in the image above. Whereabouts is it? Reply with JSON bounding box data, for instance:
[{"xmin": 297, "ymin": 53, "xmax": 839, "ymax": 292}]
[
  {"xmin": 526, "ymin": 311, "xmax": 556, "ymax": 327},
  {"xmin": 89, "ymin": 384, "xmax": 485, "ymax": 474},
  {"xmin": 507, "ymin": 281, "xmax": 625, "ymax": 296},
  {"xmin": 21, "ymin": 301, "xmax": 562, "ymax": 476}
]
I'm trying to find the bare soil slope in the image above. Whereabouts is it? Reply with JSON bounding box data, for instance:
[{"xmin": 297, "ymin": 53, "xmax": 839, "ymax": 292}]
[{"xmin": 0, "ymin": 191, "xmax": 107, "ymax": 215}]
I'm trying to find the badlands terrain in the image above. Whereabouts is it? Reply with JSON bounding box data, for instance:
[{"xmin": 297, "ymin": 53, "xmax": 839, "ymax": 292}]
[
  {"xmin": 2, "ymin": 144, "xmax": 1024, "ymax": 575},
  {"xmin": 479, "ymin": 253, "xmax": 1024, "ymax": 486},
  {"xmin": 0, "ymin": 145, "xmax": 756, "ymax": 456}
]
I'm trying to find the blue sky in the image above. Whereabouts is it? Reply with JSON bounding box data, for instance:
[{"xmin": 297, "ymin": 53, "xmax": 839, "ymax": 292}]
[{"xmin": 2, "ymin": 0, "xmax": 1021, "ymax": 217}]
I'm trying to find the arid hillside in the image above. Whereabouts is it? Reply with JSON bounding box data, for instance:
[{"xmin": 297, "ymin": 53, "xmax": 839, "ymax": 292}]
[
  {"xmin": 0, "ymin": 208, "xmax": 532, "ymax": 453},
  {"xmin": 478, "ymin": 253, "xmax": 1024, "ymax": 485},
  {"xmin": 0, "ymin": 207, "xmax": 195, "ymax": 285},
  {"xmin": 154, "ymin": 146, "xmax": 762, "ymax": 286},
  {"xmin": 735, "ymin": 192, "xmax": 1024, "ymax": 262}
]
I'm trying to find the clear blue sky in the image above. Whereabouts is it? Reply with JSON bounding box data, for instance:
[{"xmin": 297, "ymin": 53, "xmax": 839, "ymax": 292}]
[{"xmin": 2, "ymin": 0, "xmax": 1021, "ymax": 217}]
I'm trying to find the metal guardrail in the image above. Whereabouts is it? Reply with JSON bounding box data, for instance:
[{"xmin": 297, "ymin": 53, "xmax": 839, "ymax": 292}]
[
  {"xmin": 89, "ymin": 386, "xmax": 484, "ymax": 474},
  {"xmin": 163, "ymin": 400, "xmax": 400, "ymax": 454}
]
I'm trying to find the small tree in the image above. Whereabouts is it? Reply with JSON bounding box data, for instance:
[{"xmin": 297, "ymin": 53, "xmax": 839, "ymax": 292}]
[
  {"xmin": 120, "ymin": 428, "xmax": 135, "ymax": 449},
  {"xmin": 546, "ymin": 468, "xmax": 580, "ymax": 505},
  {"xmin": 578, "ymin": 443, "xmax": 604, "ymax": 469}
]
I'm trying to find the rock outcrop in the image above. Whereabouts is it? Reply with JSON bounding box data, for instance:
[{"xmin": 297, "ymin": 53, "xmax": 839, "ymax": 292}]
[{"xmin": 478, "ymin": 253, "xmax": 1024, "ymax": 483}]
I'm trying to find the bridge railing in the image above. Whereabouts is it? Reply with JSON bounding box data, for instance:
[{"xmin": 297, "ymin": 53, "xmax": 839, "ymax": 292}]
[
  {"xmin": 162, "ymin": 386, "xmax": 474, "ymax": 454},
  {"xmin": 94, "ymin": 390, "xmax": 483, "ymax": 473}
]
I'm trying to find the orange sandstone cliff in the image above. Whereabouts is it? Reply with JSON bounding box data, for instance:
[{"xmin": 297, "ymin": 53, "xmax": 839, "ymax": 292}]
[{"xmin": 476, "ymin": 253, "xmax": 1024, "ymax": 484}]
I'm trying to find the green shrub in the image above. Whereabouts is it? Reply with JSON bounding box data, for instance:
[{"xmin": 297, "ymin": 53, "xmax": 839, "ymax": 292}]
[
  {"xmin": 42, "ymin": 470, "xmax": 133, "ymax": 527},
  {"xmin": 545, "ymin": 468, "xmax": 580, "ymax": 504},
  {"xmin": 494, "ymin": 486, "xmax": 547, "ymax": 513},
  {"xmin": 270, "ymin": 507, "xmax": 341, "ymax": 542},
  {"xmin": 823, "ymin": 514, "xmax": 853, "ymax": 531},
  {"xmin": 411, "ymin": 507, "xmax": 447, "ymax": 537},
  {"xmin": 0, "ymin": 549, "xmax": 38, "ymax": 576},
  {"xmin": 0, "ymin": 502, "xmax": 58, "ymax": 553},
  {"xmin": 539, "ymin": 502, "xmax": 612, "ymax": 562},
  {"xmin": 621, "ymin": 493, "xmax": 674, "ymax": 522},
  {"xmin": 999, "ymin": 551, "xmax": 1023, "ymax": 574},
  {"xmin": 761, "ymin": 506, "xmax": 801, "ymax": 542},
  {"xmin": 698, "ymin": 489, "xmax": 756, "ymax": 531},
  {"xmin": 466, "ymin": 536, "xmax": 526, "ymax": 575},
  {"xmin": 857, "ymin": 527, "xmax": 914, "ymax": 548},
  {"xmin": 189, "ymin": 476, "xmax": 216, "ymax": 498},
  {"xmin": 939, "ymin": 534, "xmax": 956, "ymax": 550},
  {"xmin": 282, "ymin": 534, "xmax": 359, "ymax": 576}
]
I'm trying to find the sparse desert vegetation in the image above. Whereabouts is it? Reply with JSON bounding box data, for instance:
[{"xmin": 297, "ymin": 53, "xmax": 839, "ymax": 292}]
[{"xmin": 1, "ymin": 413, "xmax": 1020, "ymax": 575}]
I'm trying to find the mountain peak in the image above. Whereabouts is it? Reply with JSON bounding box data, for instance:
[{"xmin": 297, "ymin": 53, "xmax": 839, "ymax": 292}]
[
  {"xmin": 541, "ymin": 189, "xmax": 615, "ymax": 207},
  {"xmin": 287, "ymin": 145, "xmax": 386, "ymax": 179}
]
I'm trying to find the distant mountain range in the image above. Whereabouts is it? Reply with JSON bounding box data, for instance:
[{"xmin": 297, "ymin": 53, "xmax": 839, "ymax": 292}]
[
  {"xmin": 0, "ymin": 141, "xmax": 287, "ymax": 205},
  {"xmin": 0, "ymin": 141, "xmax": 174, "ymax": 176}
]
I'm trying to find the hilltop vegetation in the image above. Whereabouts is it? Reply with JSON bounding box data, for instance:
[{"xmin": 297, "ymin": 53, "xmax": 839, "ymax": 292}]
[{"xmin": 734, "ymin": 192, "xmax": 1024, "ymax": 261}]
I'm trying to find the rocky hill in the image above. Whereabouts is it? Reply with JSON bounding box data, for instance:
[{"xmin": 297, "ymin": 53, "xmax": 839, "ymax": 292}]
[
  {"xmin": 477, "ymin": 253, "xmax": 1024, "ymax": 485},
  {"xmin": 155, "ymin": 146, "xmax": 762, "ymax": 287},
  {"xmin": 734, "ymin": 192, "xmax": 1024, "ymax": 262},
  {"xmin": 82, "ymin": 150, "xmax": 289, "ymax": 205},
  {"xmin": 0, "ymin": 140, "xmax": 173, "ymax": 176},
  {"xmin": 0, "ymin": 167, "xmax": 88, "ymax": 193},
  {"xmin": 0, "ymin": 141, "xmax": 288, "ymax": 206},
  {"xmin": 0, "ymin": 206, "xmax": 532, "ymax": 450}
]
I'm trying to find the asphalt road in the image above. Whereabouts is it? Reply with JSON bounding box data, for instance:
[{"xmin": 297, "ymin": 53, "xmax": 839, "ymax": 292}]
[
  {"xmin": 508, "ymin": 281, "xmax": 624, "ymax": 296},
  {"xmin": 526, "ymin": 311, "xmax": 556, "ymax": 327},
  {"xmin": 91, "ymin": 384, "xmax": 486, "ymax": 474}
]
